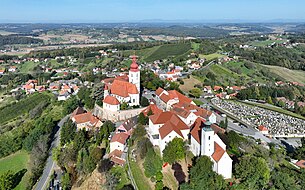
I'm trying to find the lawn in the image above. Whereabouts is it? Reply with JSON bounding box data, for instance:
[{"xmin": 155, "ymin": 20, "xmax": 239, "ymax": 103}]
[
  {"xmin": 0, "ymin": 150, "xmax": 29, "ymax": 190},
  {"xmin": 129, "ymin": 160, "xmax": 152, "ymax": 190},
  {"xmin": 110, "ymin": 166, "xmax": 130, "ymax": 190},
  {"xmin": 199, "ymin": 53, "xmax": 224, "ymax": 61},
  {"xmin": 180, "ymin": 76, "xmax": 201, "ymax": 93},
  {"xmin": 264, "ymin": 65, "xmax": 305, "ymax": 84},
  {"xmin": 250, "ymin": 39, "xmax": 287, "ymax": 47},
  {"xmin": 241, "ymin": 101, "xmax": 305, "ymax": 120},
  {"xmin": 19, "ymin": 61, "xmax": 40, "ymax": 73}
]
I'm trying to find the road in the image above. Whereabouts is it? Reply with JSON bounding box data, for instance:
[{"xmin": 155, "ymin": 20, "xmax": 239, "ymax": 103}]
[{"xmin": 34, "ymin": 114, "xmax": 70, "ymax": 190}]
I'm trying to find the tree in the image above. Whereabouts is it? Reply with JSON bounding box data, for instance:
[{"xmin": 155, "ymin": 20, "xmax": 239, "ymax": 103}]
[
  {"xmin": 140, "ymin": 97, "xmax": 149, "ymax": 107},
  {"xmin": 163, "ymin": 138, "xmax": 186, "ymax": 164},
  {"xmin": 97, "ymin": 159, "xmax": 113, "ymax": 173},
  {"xmin": 189, "ymin": 88, "xmax": 202, "ymax": 98},
  {"xmin": 0, "ymin": 170, "xmax": 14, "ymax": 190},
  {"xmin": 267, "ymin": 96, "xmax": 273, "ymax": 105},
  {"xmin": 138, "ymin": 112, "xmax": 148, "ymax": 125},
  {"xmin": 61, "ymin": 173, "xmax": 72, "ymax": 190},
  {"xmin": 60, "ymin": 120, "xmax": 76, "ymax": 146},
  {"xmin": 143, "ymin": 149, "xmax": 162, "ymax": 177},
  {"xmin": 235, "ymin": 155, "xmax": 270, "ymax": 189},
  {"xmin": 271, "ymin": 171, "xmax": 298, "ymax": 190},
  {"xmin": 120, "ymin": 102, "xmax": 129, "ymax": 110},
  {"xmin": 180, "ymin": 156, "xmax": 226, "ymax": 190},
  {"xmin": 63, "ymin": 96, "xmax": 79, "ymax": 115}
]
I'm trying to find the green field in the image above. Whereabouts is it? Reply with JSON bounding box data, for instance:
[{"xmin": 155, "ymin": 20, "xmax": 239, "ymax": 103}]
[
  {"xmin": 129, "ymin": 160, "xmax": 152, "ymax": 190},
  {"xmin": 265, "ymin": 65, "xmax": 305, "ymax": 84},
  {"xmin": 145, "ymin": 43, "xmax": 191, "ymax": 62},
  {"xmin": 19, "ymin": 61, "xmax": 40, "ymax": 73},
  {"xmin": 191, "ymin": 42, "xmax": 200, "ymax": 51},
  {"xmin": 199, "ymin": 53, "xmax": 224, "ymax": 61},
  {"xmin": 0, "ymin": 150, "xmax": 29, "ymax": 190},
  {"xmin": 250, "ymin": 39, "xmax": 287, "ymax": 47}
]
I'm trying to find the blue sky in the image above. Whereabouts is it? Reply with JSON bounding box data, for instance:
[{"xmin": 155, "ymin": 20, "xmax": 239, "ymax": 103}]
[{"xmin": 0, "ymin": 0, "xmax": 304, "ymax": 22}]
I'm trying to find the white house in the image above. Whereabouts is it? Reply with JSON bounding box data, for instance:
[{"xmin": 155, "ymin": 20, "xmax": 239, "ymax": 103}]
[
  {"xmin": 148, "ymin": 111, "xmax": 190, "ymax": 155},
  {"xmin": 109, "ymin": 133, "xmax": 129, "ymax": 153},
  {"xmin": 155, "ymin": 88, "xmax": 196, "ymax": 111},
  {"xmin": 190, "ymin": 117, "xmax": 232, "ymax": 179}
]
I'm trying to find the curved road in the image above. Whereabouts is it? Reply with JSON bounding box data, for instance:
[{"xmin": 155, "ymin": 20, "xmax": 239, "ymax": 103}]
[{"xmin": 34, "ymin": 114, "xmax": 70, "ymax": 190}]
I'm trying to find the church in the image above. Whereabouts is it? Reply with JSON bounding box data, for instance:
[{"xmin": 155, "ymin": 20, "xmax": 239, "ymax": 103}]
[{"xmin": 102, "ymin": 55, "xmax": 140, "ymax": 112}]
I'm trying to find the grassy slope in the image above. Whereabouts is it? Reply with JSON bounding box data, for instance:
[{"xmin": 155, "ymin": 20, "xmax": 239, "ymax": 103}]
[
  {"xmin": 199, "ymin": 53, "xmax": 224, "ymax": 61},
  {"xmin": 129, "ymin": 160, "xmax": 152, "ymax": 190},
  {"xmin": 180, "ymin": 76, "xmax": 201, "ymax": 92},
  {"xmin": 0, "ymin": 150, "xmax": 29, "ymax": 190},
  {"xmin": 264, "ymin": 65, "xmax": 305, "ymax": 84},
  {"xmin": 250, "ymin": 39, "xmax": 287, "ymax": 47},
  {"xmin": 19, "ymin": 61, "xmax": 40, "ymax": 73}
]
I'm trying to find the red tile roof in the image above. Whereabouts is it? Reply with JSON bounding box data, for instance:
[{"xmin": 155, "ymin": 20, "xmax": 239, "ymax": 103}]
[
  {"xmin": 71, "ymin": 107, "xmax": 85, "ymax": 118},
  {"xmin": 168, "ymin": 90, "xmax": 193, "ymax": 104},
  {"xmin": 109, "ymin": 149, "xmax": 123, "ymax": 158},
  {"xmin": 156, "ymin": 87, "xmax": 164, "ymax": 96},
  {"xmin": 296, "ymin": 160, "xmax": 305, "ymax": 168},
  {"xmin": 212, "ymin": 142, "xmax": 225, "ymax": 162},
  {"xmin": 73, "ymin": 112, "xmax": 100, "ymax": 126},
  {"xmin": 111, "ymin": 133, "xmax": 129, "ymax": 144},
  {"xmin": 190, "ymin": 117, "xmax": 206, "ymax": 143},
  {"xmin": 149, "ymin": 111, "xmax": 189, "ymax": 139},
  {"xmin": 174, "ymin": 102, "xmax": 213, "ymax": 120},
  {"xmin": 110, "ymin": 79, "xmax": 138, "ymax": 97},
  {"xmin": 110, "ymin": 156, "xmax": 126, "ymax": 165},
  {"xmin": 103, "ymin": 95, "xmax": 120, "ymax": 105},
  {"xmin": 172, "ymin": 106, "xmax": 191, "ymax": 118},
  {"xmin": 142, "ymin": 104, "xmax": 162, "ymax": 116},
  {"xmin": 258, "ymin": 125, "xmax": 268, "ymax": 131}
]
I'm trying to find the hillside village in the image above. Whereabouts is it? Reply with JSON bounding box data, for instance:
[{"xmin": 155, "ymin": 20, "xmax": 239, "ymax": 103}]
[{"xmin": 1, "ymin": 34, "xmax": 305, "ymax": 190}]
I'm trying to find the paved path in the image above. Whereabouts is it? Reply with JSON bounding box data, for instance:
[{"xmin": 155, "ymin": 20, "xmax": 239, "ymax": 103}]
[{"xmin": 34, "ymin": 114, "xmax": 70, "ymax": 190}]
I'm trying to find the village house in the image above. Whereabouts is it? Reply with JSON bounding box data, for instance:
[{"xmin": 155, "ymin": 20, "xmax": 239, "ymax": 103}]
[
  {"xmin": 155, "ymin": 87, "xmax": 196, "ymax": 110},
  {"xmin": 71, "ymin": 112, "xmax": 102, "ymax": 131},
  {"xmin": 8, "ymin": 66, "xmax": 17, "ymax": 72},
  {"xmin": 147, "ymin": 111, "xmax": 190, "ymax": 155},
  {"xmin": 258, "ymin": 125, "xmax": 269, "ymax": 135}
]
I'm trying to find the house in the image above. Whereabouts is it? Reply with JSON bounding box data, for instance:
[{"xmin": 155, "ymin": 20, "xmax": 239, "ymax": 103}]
[
  {"xmin": 142, "ymin": 103, "xmax": 163, "ymax": 116},
  {"xmin": 109, "ymin": 149, "xmax": 125, "ymax": 166},
  {"xmin": 203, "ymin": 86, "xmax": 212, "ymax": 94},
  {"xmin": 171, "ymin": 106, "xmax": 198, "ymax": 126},
  {"xmin": 155, "ymin": 88, "xmax": 195, "ymax": 110},
  {"xmin": 0, "ymin": 69, "xmax": 6, "ymax": 75},
  {"xmin": 115, "ymin": 117, "xmax": 137, "ymax": 136},
  {"xmin": 214, "ymin": 86, "xmax": 223, "ymax": 92},
  {"xmin": 58, "ymin": 90, "xmax": 71, "ymax": 101},
  {"xmin": 295, "ymin": 160, "xmax": 305, "ymax": 169},
  {"xmin": 109, "ymin": 132, "xmax": 129, "ymax": 153},
  {"xmin": 258, "ymin": 125, "xmax": 269, "ymax": 135},
  {"xmin": 71, "ymin": 112, "xmax": 102, "ymax": 131},
  {"xmin": 8, "ymin": 66, "xmax": 17, "ymax": 72},
  {"xmin": 147, "ymin": 111, "xmax": 190, "ymax": 155},
  {"xmin": 174, "ymin": 102, "xmax": 217, "ymax": 124},
  {"xmin": 71, "ymin": 107, "xmax": 85, "ymax": 119},
  {"xmin": 190, "ymin": 118, "xmax": 232, "ymax": 179}
]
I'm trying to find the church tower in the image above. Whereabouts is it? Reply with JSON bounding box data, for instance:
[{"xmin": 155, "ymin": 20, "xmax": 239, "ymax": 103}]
[{"xmin": 129, "ymin": 55, "xmax": 140, "ymax": 93}]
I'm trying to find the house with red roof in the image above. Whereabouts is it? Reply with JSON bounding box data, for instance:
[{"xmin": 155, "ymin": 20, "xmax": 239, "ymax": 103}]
[
  {"xmin": 141, "ymin": 103, "xmax": 163, "ymax": 116},
  {"xmin": 148, "ymin": 111, "xmax": 190, "ymax": 155},
  {"xmin": 258, "ymin": 125, "xmax": 269, "ymax": 135},
  {"xmin": 71, "ymin": 112, "xmax": 102, "ymax": 131},
  {"xmin": 115, "ymin": 117, "xmax": 137, "ymax": 136},
  {"xmin": 110, "ymin": 132, "xmax": 129, "ymax": 153},
  {"xmin": 155, "ymin": 87, "xmax": 196, "ymax": 110},
  {"xmin": 190, "ymin": 118, "xmax": 232, "ymax": 179},
  {"xmin": 295, "ymin": 160, "xmax": 305, "ymax": 169},
  {"xmin": 109, "ymin": 149, "xmax": 125, "ymax": 166}
]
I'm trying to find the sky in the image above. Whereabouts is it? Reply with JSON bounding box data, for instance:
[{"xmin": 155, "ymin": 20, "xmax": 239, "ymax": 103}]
[{"xmin": 0, "ymin": 0, "xmax": 305, "ymax": 23}]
